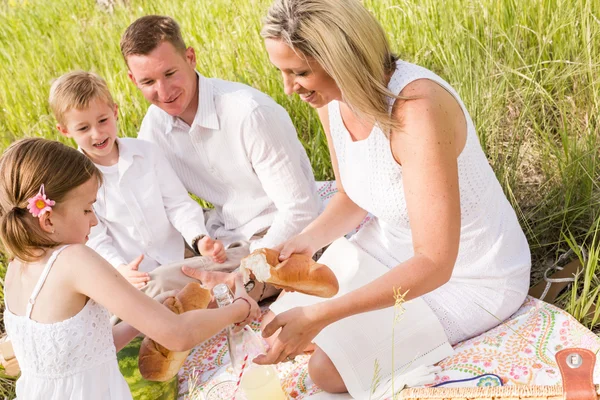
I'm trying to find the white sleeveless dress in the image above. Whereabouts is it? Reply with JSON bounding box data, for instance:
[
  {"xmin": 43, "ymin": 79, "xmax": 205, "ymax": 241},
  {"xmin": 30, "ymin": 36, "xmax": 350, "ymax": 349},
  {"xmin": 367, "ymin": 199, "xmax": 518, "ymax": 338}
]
[
  {"xmin": 329, "ymin": 60, "xmax": 531, "ymax": 344},
  {"xmin": 4, "ymin": 245, "xmax": 132, "ymax": 399}
]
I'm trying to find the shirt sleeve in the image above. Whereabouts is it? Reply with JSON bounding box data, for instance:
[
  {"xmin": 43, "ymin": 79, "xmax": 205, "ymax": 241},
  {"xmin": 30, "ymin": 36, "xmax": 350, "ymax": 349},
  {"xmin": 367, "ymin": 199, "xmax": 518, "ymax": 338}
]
[
  {"xmin": 150, "ymin": 144, "xmax": 210, "ymax": 245},
  {"xmin": 87, "ymin": 215, "xmax": 128, "ymax": 268},
  {"xmin": 242, "ymin": 105, "xmax": 320, "ymax": 251}
]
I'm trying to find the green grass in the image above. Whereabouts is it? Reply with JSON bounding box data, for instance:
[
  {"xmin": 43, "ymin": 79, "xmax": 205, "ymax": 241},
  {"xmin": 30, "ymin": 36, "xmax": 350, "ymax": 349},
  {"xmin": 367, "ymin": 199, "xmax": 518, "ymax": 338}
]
[{"xmin": 0, "ymin": 0, "xmax": 599, "ymax": 396}]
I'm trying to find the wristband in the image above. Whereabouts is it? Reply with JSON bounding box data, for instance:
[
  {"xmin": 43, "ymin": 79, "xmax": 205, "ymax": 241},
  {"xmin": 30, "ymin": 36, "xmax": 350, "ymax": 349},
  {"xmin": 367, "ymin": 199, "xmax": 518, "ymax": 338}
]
[{"xmin": 233, "ymin": 297, "xmax": 252, "ymax": 325}]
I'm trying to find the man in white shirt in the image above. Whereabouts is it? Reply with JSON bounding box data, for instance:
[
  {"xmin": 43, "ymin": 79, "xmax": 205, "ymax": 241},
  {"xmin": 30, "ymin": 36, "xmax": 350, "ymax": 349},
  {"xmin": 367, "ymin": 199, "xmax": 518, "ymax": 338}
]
[{"xmin": 120, "ymin": 15, "xmax": 320, "ymax": 298}]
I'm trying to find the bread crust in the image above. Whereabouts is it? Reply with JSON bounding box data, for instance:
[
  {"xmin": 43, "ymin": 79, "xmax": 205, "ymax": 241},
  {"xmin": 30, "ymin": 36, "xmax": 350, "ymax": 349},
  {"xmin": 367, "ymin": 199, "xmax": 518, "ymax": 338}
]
[
  {"xmin": 138, "ymin": 282, "xmax": 211, "ymax": 381},
  {"xmin": 243, "ymin": 248, "xmax": 339, "ymax": 298}
]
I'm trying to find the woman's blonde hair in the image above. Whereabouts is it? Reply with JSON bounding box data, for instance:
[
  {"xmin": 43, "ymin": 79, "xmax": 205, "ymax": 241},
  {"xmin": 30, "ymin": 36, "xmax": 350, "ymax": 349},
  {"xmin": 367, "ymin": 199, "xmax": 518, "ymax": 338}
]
[
  {"xmin": 0, "ymin": 138, "xmax": 102, "ymax": 262},
  {"xmin": 261, "ymin": 0, "xmax": 402, "ymax": 134}
]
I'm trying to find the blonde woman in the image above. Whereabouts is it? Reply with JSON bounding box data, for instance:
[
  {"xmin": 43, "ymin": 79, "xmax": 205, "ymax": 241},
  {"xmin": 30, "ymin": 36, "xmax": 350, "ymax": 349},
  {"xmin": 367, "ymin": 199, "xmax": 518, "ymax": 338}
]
[{"xmin": 255, "ymin": 0, "xmax": 531, "ymax": 394}]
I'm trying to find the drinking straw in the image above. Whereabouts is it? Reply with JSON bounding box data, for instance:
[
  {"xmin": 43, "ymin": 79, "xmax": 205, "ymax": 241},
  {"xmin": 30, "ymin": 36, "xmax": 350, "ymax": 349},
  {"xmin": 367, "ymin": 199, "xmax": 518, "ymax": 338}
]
[{"xmin": 233, "ymin": 354, "xmax": 250, "ymax": 399}]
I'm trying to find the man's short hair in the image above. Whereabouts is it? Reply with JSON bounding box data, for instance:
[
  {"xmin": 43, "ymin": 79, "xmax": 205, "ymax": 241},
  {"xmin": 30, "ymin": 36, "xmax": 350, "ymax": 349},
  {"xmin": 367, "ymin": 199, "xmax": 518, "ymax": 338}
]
[
  {"xmin": 49, "ymin": 71, "xmax": 115, "ymax": 126},
  {"xmin": 120, "ymin": 15, "xmax": 187, "ymax": 62}
]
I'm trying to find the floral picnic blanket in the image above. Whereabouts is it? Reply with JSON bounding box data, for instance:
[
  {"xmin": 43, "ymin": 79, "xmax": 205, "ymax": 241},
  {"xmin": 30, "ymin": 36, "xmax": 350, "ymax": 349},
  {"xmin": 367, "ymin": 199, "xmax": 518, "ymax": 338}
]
[{"xmin": 176, "ymin": 296, "xmax": 600, "ymax": 399}]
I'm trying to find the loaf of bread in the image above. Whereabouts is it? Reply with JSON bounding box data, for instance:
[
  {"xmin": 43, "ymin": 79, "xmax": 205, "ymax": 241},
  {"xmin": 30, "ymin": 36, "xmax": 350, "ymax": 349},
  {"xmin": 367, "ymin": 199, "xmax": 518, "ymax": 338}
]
[
  {"xmin": 138, "ymin": 282, "xmax": 211, "ymax": 382},
  {"xmin": 240, "ymin": 248, "xmax": 339, "ymax": 298}
]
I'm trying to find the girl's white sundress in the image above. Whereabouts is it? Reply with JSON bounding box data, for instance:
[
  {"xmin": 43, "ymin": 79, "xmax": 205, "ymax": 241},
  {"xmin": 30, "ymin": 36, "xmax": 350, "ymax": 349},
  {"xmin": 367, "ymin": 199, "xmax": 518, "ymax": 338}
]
[
  {"xmin": 4, "ymin": 245, "xmax": 132, "ymax": 399},
  {"xmin": 330, "ymin": 60, "xmax": 531, "ymax": 345}
]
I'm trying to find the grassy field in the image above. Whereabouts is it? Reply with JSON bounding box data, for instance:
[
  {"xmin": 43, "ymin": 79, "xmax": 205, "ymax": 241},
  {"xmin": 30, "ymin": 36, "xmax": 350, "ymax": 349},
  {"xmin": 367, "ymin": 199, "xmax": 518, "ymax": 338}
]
[{"xmin": 0, "ymin": 0, "xmax": 599, "ymax": 396}]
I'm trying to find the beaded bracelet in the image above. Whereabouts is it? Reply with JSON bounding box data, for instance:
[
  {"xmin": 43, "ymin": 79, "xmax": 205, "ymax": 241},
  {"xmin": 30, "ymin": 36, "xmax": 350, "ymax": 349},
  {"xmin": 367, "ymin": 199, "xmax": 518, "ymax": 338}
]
[{"xmin": 233, "ymin": 297, "xmax": 252, "ymax": 325}]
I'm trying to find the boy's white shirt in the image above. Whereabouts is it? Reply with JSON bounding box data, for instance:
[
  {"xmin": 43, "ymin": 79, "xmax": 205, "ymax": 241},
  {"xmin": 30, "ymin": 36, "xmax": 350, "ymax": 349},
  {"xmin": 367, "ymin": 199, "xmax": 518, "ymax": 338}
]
[
  {"xmin": 86, "ymin": 137, "xmax": 209, "ymax": 272},
  {"xmin": 137, "ymin": 73, "xmax": 320, "ymax": 251}
]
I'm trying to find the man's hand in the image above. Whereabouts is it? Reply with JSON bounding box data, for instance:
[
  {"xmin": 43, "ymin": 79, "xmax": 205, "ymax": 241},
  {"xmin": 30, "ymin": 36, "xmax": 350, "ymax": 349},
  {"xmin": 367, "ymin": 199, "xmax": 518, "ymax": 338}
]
[
  {"xmin": 181, "ymin": 266, "xmax": 237, "ymax": 308},
  {"xmin": 197, "ymin": 236, "xmax": 227, "ymax": 263},
  {"xmin": 181, "ymin": 267, "xmax": 237, "ymax": 291},
  {"xmin": 152, "ymin": 289, "xmax": 179, "ymax": 304},
  {"xmin": 116, "ymin": 255, "xmax": 149, "ymax": 289}
]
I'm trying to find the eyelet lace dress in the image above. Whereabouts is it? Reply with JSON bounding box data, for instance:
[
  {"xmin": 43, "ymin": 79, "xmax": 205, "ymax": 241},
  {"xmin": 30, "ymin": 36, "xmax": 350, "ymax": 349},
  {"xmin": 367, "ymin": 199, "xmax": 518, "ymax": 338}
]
[
  {"xmin": 328, "ymin": 60, "xmax": 531, "ymax": 344},
  {"xmin": 4, "ymin": 245, "xmax": 132, "ymax": 399}
]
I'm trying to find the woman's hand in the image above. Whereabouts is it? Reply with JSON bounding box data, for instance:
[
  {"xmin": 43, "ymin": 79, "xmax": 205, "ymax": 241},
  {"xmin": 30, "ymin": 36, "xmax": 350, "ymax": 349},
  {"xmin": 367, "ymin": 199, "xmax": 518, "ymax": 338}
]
[
  {"xmin": 275, "ymin": 232, "xmax": 318, "ymax": 261},
  {"xmin": 233, "ymin": 275, "xmax": 260, "ymax": 327},
  {"xmin": 253, "ymin": 305, "xmax": 326, "ymax": 364}
]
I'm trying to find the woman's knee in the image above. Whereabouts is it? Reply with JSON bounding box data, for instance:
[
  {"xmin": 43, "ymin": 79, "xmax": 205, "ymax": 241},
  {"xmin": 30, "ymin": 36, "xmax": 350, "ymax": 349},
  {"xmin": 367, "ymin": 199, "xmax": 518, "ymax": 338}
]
[{"xmin": 308, "ymin": 348, "xmax": 347, "ymax": 393}]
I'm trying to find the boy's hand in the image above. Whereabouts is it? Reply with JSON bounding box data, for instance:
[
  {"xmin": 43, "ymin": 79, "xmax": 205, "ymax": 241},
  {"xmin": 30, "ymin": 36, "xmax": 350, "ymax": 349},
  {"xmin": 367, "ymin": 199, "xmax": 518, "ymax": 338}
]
[
  {"xmin": 153, "ymin": 289, "xmax": 179, "ymax": 304},
  {"xmin": 117, "ymin": 255, "xmax": 150, "ymax": 289},
  {"xmin": 197, "ymin": 236, "xmax": 227, "ymax": 263}
]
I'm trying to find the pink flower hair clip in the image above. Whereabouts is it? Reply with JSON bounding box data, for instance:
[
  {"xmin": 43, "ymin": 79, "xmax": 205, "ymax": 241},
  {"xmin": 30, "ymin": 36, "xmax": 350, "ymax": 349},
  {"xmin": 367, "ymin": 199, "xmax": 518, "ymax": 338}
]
[{"xmin": 27, "ymin": 184, "xmax": 55, "ymax": 218}]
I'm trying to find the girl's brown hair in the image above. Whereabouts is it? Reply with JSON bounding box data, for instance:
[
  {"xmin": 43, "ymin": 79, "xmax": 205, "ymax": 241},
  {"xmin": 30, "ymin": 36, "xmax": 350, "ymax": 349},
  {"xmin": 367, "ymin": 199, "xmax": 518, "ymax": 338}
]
[{"xmin": 0, "ymin": 138, "xmax": 102, "ymax": 261}]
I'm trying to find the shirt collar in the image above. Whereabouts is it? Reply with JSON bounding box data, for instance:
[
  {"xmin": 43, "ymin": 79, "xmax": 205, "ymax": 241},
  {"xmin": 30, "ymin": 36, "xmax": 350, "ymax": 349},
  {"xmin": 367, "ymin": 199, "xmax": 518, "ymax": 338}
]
[
  {"xmin": 166, "ymin": 72, "xmax": 220, "ymax": 134},
  {"xmin": 115, "ymin": 137, "xmax": 144, "ymax": 168},
  {"xmin": 79, "ymin": 138, "xmax": 143, "ymax": 175}
]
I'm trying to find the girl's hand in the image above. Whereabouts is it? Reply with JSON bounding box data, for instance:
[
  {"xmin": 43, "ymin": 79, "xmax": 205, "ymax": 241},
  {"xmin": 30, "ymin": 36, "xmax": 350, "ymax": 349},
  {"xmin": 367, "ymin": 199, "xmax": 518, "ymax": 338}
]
[
  {"xmin": 233, "ymin": 275, "xmax": 260, "ymax": 327},
  {"xmin": 253, "ymin": 305, "xmax": 326, "ymax": 364},
  {"xmin": 275, "ymin": 232, "xmax": 318, "ymax": 261}
]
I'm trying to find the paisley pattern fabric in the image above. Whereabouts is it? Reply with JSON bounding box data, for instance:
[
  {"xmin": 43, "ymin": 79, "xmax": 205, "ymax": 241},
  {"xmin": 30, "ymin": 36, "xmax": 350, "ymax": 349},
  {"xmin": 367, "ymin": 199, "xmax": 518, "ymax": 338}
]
[{"xmin": 176, "ymin": 296, "xmax": 600, "ymax": 399}]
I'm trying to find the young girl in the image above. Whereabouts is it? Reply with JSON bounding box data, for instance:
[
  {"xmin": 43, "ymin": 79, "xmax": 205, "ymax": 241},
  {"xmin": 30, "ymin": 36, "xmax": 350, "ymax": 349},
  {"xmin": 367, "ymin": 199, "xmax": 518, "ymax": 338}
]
[{"xmin": 0, "ymin": 138, "xmax": 259, "ymax": 399}]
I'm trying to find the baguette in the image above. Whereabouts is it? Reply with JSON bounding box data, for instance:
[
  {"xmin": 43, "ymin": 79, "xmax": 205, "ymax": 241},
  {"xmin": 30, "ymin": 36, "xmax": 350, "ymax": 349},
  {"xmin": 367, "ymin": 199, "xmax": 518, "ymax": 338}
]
[
  {"xmin": 240, "ymin": 248, "xmax": 339, "ymax": 298},
  {"xmin": 138, "ymin": 282, "xmax": 211, "ymax": 382}
]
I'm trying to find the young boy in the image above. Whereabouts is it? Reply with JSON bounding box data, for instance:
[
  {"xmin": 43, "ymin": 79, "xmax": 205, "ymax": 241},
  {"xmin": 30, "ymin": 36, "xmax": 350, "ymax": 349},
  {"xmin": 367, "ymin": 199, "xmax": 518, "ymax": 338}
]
[{"xmin": 49, "ymin": 70, "xmax": 226, "ymax": 289}]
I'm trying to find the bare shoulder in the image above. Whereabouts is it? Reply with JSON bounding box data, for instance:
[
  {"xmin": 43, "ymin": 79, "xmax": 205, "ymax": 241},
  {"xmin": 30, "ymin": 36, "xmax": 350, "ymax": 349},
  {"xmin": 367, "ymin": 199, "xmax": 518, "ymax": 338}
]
[
  {"xmin": 395, "ymin": 79, "xmax": 465, "ymax": 141},
  {"xmin": 390, "ymin": 79, "xmax": 467, "ymax": 163},
  {"xmin": 55, "ymin": 244, "xmax": 110, "ymax": 274},
  {"xmin": 395, "ymin": 79, "xmax": 464, "ymax": 127},
  {"xmin": 59, "ymin": 243, "xmax": 97, "ymax": 258}
]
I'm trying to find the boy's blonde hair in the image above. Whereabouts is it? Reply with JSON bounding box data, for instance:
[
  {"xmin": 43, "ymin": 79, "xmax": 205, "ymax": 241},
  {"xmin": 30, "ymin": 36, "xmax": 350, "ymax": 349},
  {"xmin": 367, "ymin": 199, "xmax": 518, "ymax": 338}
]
[
  {"xmin": 0, "ymin": 138, "xmax": 102, "ymax": 261},
  {"xmin": 49, "ymin": 71, "xmax": 115, "ymax": 125}
]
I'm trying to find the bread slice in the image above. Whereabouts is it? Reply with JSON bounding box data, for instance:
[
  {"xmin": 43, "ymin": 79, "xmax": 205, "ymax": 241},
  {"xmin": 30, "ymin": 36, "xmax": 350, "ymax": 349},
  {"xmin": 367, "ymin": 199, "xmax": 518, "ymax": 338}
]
[
  {"xmin": 138, "ymin": 282, "xmax": 211, "ymax": 381},
  {"xmin": 240, "ymin": 248, "xmax": 339, "ymax": 298}
]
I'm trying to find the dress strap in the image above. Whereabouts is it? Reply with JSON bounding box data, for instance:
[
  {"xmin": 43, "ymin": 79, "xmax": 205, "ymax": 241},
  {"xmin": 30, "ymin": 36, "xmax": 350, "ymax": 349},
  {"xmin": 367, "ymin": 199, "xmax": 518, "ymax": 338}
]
[{"xmin": 25, "ymin": 245, "xmax": 70, "ymax": 319}]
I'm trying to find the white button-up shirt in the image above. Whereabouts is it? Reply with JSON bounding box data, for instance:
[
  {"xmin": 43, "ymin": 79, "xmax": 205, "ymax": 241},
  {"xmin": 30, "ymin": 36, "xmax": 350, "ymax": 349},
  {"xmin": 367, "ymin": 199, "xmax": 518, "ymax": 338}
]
[
  {"xmin": 87, "ymin": 138, "xmax": 209, "ymax": 272},
  {"xmin": 138, "ymin": 73, "xmax": 320, "ymax": 251}
]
